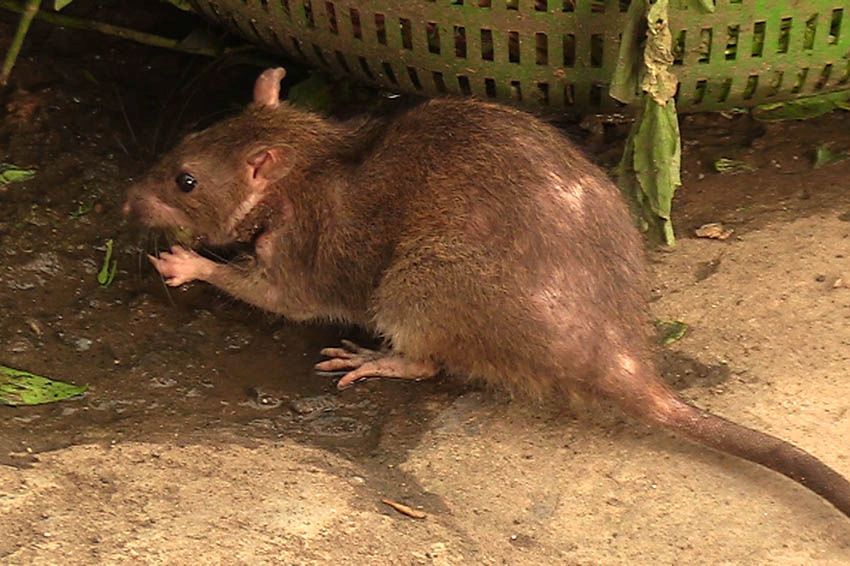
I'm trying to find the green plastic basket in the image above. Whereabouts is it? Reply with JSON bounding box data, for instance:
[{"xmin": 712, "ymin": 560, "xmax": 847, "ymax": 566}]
[{"xmin": 188, "ymin": 0, "xmax": 850, "ymax": 113}]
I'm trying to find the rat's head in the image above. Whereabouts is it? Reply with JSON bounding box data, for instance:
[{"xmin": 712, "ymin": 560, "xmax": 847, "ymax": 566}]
[{"xmin": 123, "ymin": 67, "xmax": 302, "ymax": 247}]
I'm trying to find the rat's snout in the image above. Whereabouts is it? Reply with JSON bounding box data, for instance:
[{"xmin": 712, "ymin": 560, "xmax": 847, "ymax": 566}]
[{"xmin": 122, "ymin": 199, "xmax": 132, "ymax": 218}]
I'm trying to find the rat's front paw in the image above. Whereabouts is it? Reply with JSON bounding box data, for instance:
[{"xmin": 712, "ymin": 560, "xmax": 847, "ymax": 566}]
[{"xmin": 148, "ymin": 246, "xmax": 215, "ymax": 287}]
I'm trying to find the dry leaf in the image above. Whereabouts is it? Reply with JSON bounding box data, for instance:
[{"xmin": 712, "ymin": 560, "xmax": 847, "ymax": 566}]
[{"xmin": 695, "ymin": 222, "xmax": 733, "ymax": 240}]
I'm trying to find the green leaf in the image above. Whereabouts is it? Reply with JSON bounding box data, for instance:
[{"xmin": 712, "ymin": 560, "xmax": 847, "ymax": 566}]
[
  {"xmin": 619, "ymin": 96, "xmax": 681, "ymax": 246},
  {"xmin": 97, "ymin": 239, "xmax": 117, "ymax": 287},
  {"xmin": 0, "ymin": 365, "xmax": 87, "ymax": 406},
  {"xmin": 176, "ymin": 28, "xmax": 223, "ymax": 53},
  {"xmin": 713, "ymin": 158, "xmax": 755, "ymax": 174},
  {"xmin": 0, "ymin": 163, "xmax": 36, "ymax": 185},
  {"xmin": 287, "ymin": 72, "xmax": 337, "ymax": 114},
  {"xmin": 694, "ymin": 0, "xmax": 715, "ymax": 13},
  {"xmin": 609, "ymin": 0, "xmax": 644, "ymax": 105},
  {"xmin": 655, "ymin": 320, "xmax": 688, "ymax": 345},
  {"xmin": 814, "ymin": 144, "xmax": 848, "ymax": 168},
  {"xmin": 69, "ymin": 201, "xmax": 94, "ymax": 218},
  {"xmin": 163, "ymin": 0, "xmax": 193, "ymax": 11},
  {"xmin": 54, "ymin": 0, "xmax": 75, "ymax": 10},
  {"xmin": 753, "ymin": 91, "xmax": 850, "ymax": 122}
]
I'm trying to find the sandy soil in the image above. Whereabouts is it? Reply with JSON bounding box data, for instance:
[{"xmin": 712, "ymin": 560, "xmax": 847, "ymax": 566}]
[{"xmin": 2, "ymin": 5, "xmax": 850, "ymax": 565}]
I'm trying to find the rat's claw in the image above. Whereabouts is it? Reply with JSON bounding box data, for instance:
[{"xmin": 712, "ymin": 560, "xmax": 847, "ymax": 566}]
[
  {"xmin": 147, "ymin": 248, "xmax": 214, "ymax": 286},
  {"xmin": 318, "ymin": 347, "xmax": 358, "ymax": 359},
  {"xmin": 315, "ymin": 341, "xmax": 440, "ymax": 389}
]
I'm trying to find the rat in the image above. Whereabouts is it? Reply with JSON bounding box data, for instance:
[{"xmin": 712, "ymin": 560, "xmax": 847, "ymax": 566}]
[{"xmin": 124, "ymin": 67, "xmax": 850, "ymax": 518}]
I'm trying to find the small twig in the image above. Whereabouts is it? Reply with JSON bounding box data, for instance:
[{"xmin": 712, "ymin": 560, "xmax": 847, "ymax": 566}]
[
  {"xmin": 0, "ymin": 0, "xmax": 42, "ymax": 86},
  {"xmin": 0, "ymin": 0, "xmax": 227, "ymax": 58},
  {"xmin": 381, "ymin": 498, "xmax": 427, "ymax": 519},
  {"xmin": 113, "ymin": 83, "xmax": 137, "ymax": 146}
]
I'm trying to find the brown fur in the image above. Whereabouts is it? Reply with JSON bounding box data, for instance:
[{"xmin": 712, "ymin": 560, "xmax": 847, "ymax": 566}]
[{"xmin": 124, "ymin": 70, "xmax": 850, "ymax": 519}]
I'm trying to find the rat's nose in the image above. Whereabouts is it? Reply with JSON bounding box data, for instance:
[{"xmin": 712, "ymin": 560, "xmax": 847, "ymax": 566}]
[{"xmin": 122, "ymin": 200, "xmax": 132, "ymax": 218}]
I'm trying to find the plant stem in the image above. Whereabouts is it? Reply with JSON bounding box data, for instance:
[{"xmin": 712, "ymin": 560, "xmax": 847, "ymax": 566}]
[
  {"xmin": 0, "ymin": 0, "xmax": 41, "ymax": 86},
  {"xmin": 0, "ymin": 0, "xmax": 227, "ymax": 60}
]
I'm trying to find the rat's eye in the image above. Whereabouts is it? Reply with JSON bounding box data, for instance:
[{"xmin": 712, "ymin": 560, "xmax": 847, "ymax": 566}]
[{"xmin": 175, "ymin": 172, "xmax": 198, "ymax": 193}]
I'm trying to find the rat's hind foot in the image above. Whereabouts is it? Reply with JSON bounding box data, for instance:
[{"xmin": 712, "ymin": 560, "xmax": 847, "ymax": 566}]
[{"xmin": 314, "ymin": 340, "xmax": 439, "ymax": 390}]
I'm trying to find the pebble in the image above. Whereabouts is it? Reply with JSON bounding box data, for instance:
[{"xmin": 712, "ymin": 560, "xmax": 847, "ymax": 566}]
[{"xmin": 9, "ymin": 337, "xmax": 32, "ymax": 353}]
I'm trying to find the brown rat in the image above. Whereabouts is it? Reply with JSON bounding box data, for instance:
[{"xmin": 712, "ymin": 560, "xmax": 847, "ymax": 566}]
[{"xmin": 124, "ymin": 67, "xmax": 850, "ymax": 518}]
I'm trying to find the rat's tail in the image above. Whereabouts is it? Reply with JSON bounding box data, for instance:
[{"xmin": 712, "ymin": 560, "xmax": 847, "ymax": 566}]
[{"xmin": 598, "ymin": 368, "xmax": 850, "ymax": 518}]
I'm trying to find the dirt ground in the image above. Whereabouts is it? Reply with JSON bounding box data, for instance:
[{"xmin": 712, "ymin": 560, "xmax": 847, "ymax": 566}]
[{"xmin": 2, "ymin": 5, "xmax": 850, "ymax": 565}]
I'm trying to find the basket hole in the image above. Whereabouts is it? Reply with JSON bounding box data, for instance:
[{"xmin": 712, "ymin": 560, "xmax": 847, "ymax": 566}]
[
  {"xmin": 590, "ymin": 34, "xmax": 603, "ymax": 67},
  {"xmin": 451, "ymin": 0, "xmax": 463, "ymax": 5},
  {"xmin": 535, "ymin": 0, "xmax": 547, "ymax": 12},
  {"xmin": 767, "ymin": 71, "xmax": 783, "ymax": 96},
  {"xmin": 510, "ymin": 80, "xmax": 522, "ymax": 101},
  {"xmin": 260, "ymin": 0, "xmax": 270, "ymax": 12},
  {"xmin": 478, "ymin": 0, "xmax": 491, "ymax": 7},
  {"xmin": 672, "ymin": 30, "xmax": 685, "ymax": 65},
  {"xmin": 407, "ymin": 67, "xmax": 423, "ymax": 90},
  {"xmin": 455, "ymin": 26, "xmax": 467, "ymax": 58},
  {"xmin": 484, "ymin": 78, "xmax": 497, "ymax": 98},
  {"xmin": 381, "ymin": 62, "xmax": 398, "ymax": 84},
  {"xmin": 778, "ymin": 17, "xmax": 792, "ymax": 53},
  {"xmin": 563, "ymin": 34, "xmax": 575, "ymax": 67},
  {"xmin": 325, "ymin": 2, "xmax": 338, "ymax": 34},
  {"xmin": 507, "ymin": 0, "xmax": 518, "ymax": 10},
  {"xmin": 840, "ymin": 60, "xmax": 850, "ymax": 85},
  {"xmin": 375, "ymin": 14, "xmax": 387, "ymax": 45},
  {"xmin": 400, "ymin": 18, "xmax": 413, "ymax": 50},
  {"xmin": 427, "ymin": 23, "xmax": 441, "ymax": 54},
  {"xmin": 280, "ymin": 0, "xmax": 290, "ymax": 16},
  {"xmin": 698, "ymin": 28, "xmax": 712, "ymax": 63},
  {"xmin": 693, "ymin": 79, "xmax": 707, "ymax": 104},
  {"xmin": 303, "ymin": 0, "xmax": 315, "ymax": 28},
  {"xmin": 458, "ymin": 75, "xmax": 472, "ymax": 95},
  {"xmin": 269, "ymin": 27, "xmax": 287, "ymax": 53},
  {"xmin": 334, "ymin": 50, "xmax": 351, "ymax": 73},
  {"xmin": 589, "ymin": 84, "xmax": 603, "ymax": 107},
  {"xmin": 619, "ymin": 0, "xmax": 630, "ymax": 12},
  {"xmin": 208, "ymin": 2, "xmax": 222, "ymax": 18},
  {"xmin": 752, "ymin": 21, "xmax": 765, "ymax": 57},
  {"xmin": 509, "ymin": 32, "xmax": 520, "ymax": 63},
  {"xmin": 433, "ymin": 72, "xmax": 448, "ymax": 93},
  {"xmin": 814, "ymin": 64, "xmax": 832, "ymax": 90},
  {"xmin": 290, "ymin": 36, "xmax": 306, "ymax": 59},
  {"xmin": 536, "ymin": 82, "xmax": 550, "ymax": 105},
  {"xmin": 562, "ymin": 1, "xmax": 574, "ymax": 13},
  {"xmin": 358, "ymin": 57, "xmax": 374, "ymax": 80},
  {"xmin": 248, "ymin": 19, "xmax": 265, "ymax": 43},
  {"xmin": 742, "ymin": 74, "xmax": 758, "ymax": 99},
  {"xmin": 312, "ymin": 44, "xmax": 330, "ymax": 67},
  {"xmin": 591, "ymin": 1, "xmax": 604, "ymax": 13},
  {"xmin": 804, "ymin": 14, "xmax": 818, "ymax": 50},
  {"xmin": 350, "ymin": 8, "xmax": 362, "ymax": 39},
  {"xmin": 717, "ymin": 78, "xmax": 732, "ymax": 103},
  {"xmin": 481, "ymin": 29, "xmax": 494, "ymax": 61},
  {"xmin": 564, "ymin": 83, "xmax": 575, "ymax": 106},
  {"xmin": 228, "ymin": 14, "xmax": 245, "ymax": 37},
  {"xmin": 791, "ymin": 68, "xmax": 809, "ymax": 93},
  {"xmin": 725, "ymin": 25, "xmax": 739, "ymax": 61},
  {"xmin": 536, "ymin": 33, "xmax": 548, "ymax": 65},
  {"xmin": 830, "ymin": 9, "xmax": 843, "ymax": 45}
]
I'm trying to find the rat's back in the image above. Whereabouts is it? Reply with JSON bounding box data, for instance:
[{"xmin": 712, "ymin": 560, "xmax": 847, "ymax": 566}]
[{"xmin": 360, "ymin": 97, "xmax": 651, "ymax": 399}]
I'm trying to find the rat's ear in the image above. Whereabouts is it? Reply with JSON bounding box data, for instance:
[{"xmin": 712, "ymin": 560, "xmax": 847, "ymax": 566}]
[
  {"xmin": 247, "ymin": 147, "xmax": 295, "ymax": 187},
  {"xmin": 253, "ymin": 67, "xmax": 287, "ymax": 108}
]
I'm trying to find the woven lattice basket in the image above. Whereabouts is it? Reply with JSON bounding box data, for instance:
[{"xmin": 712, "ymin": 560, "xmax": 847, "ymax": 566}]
[{"xmin": 188, "ymin": 0, "xmax": 850, "ymax": 113}]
